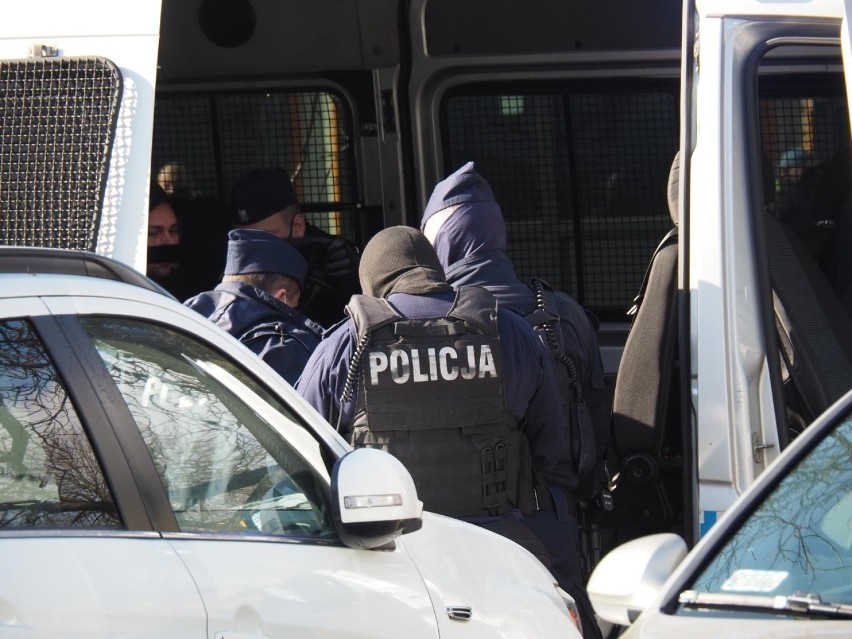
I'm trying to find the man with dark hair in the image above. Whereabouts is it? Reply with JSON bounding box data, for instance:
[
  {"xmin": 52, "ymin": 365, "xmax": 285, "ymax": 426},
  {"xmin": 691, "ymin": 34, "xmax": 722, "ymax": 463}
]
[
  {"xmin": 296, "ymin": 225, "xmax": 563, "ymax": 566},
  {"xmin": 185, "ymin": 228, "xmax": 323, "ymax": 386},
  {"xmin": 420, "ymin": 162, "xmax": 609, "ymax": 639},
  {"xmin": 147, "ymin": 180, "xmax": 181, "ymax": 283},
  {"xmin": 231, "ymin": 167, "xmax": 360, "ymax": 328}
]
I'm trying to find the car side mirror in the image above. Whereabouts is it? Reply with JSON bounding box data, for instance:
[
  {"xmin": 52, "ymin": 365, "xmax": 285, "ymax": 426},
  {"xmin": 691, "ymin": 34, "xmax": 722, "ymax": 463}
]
[
  {"xmin": 587, "ymin": 533, "xmax": 687, "ymax": 626},
  {"xmin": 331, "ymin": 448, "xmax": 424, "ymax": 549}
]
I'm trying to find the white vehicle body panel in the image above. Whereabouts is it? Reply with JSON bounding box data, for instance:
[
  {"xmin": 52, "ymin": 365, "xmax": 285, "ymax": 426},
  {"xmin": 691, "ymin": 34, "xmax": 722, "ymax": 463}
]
[
  {"xmin": 168, "ymin": 537, "xmax": 440, "ymax": 639},
  {"xmin": 0, "ymin": 537, "xmax": 207, "ymax": 637},
  {"xmin": 690, "ymin": 10, "xmax": 772, "ymax": 525},
  {"xmin": 0, "ymin": 1, "xmax": 163, "ymax": 272},
  {"xmin": 400, "ymin": 514, "xmax": 576, "ymax": 638}
]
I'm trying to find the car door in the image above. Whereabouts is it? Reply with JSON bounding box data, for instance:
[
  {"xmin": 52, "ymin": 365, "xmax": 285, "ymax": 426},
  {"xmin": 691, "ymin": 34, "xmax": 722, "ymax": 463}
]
[
  {"xmin": 53, "ymin": 296, "xmax": 441, "ymax": 639},
  {"xmin": 0, "ymin": 304, "xmax": 207, "ymax": 638}
]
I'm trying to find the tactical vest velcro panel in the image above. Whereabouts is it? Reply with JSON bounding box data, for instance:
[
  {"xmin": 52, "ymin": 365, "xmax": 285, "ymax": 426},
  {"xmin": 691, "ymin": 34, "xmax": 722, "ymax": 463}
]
[{"xmin": 346, "ymin": 288, "xmax": 521, "ymax": 517}]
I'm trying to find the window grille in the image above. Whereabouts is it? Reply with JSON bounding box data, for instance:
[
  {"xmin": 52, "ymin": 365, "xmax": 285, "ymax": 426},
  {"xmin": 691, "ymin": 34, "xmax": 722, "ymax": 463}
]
[
  {"xmin": 152, "ymin": 90, "xmax": 358, "ymax": 242},
  {"xmin": 0, "ymin": 57, "xmax": 122, "ymax": 251},
  {"xmin": 443, "ymin": 84, "xmax": 679, "ymax": 319}
]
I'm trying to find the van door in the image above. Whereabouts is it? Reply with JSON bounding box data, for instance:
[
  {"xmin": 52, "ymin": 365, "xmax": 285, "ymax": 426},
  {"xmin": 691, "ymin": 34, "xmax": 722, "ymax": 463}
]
[
  {"xmin": 686, "ymin": 0, "xmax": 852, "ymax": 542},
  {"xmin": 0, "ymin": 1, "xmax": 163, "ymax": 271}
]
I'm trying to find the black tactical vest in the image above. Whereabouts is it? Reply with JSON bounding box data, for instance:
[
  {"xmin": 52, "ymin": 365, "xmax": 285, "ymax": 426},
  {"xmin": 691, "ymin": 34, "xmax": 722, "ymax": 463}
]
[{"xmin": 343, "ymin": 287, "xmax": 521, "ymax": 517}]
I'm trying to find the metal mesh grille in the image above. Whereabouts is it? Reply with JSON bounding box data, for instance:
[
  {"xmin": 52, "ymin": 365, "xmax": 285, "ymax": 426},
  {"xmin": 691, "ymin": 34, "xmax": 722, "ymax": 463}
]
[
  {"xmin": 152, "ymin": 90, "xmax": 357, "ymax": 240},
  {"xmin": 760, "ymin": 95, "xmax": 850, "ymax": 221},
  {"xmin": 0, "ymin": 57, "xmax": 122, "ymax": 251},
  {"xmin": 444, "ymin": 86, "xmax": 678, "ymax": 319}
]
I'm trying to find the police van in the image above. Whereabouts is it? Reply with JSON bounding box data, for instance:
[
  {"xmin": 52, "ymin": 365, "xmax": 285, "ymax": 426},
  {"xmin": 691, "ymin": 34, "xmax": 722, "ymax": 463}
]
[{"xmin": 2, "ymin": 0, "xmax": 852, "ymax": 566}]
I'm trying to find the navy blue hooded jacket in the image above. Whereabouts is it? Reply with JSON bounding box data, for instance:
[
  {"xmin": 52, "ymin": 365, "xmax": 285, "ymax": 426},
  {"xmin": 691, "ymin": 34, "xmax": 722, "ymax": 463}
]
[
  {"xmin": 421, "ymin": 162, "xmax": 610, "ymax": 496},
  {"xmin": 186, "ymin": 281, "xmax": 323, "ymax": 386}
]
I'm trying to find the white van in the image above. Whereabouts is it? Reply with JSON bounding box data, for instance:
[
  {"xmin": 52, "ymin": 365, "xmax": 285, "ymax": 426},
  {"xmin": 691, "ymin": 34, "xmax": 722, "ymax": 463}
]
[{"xmin": 2, "ymin": 0, "xmax": 851, "ymax": 573}]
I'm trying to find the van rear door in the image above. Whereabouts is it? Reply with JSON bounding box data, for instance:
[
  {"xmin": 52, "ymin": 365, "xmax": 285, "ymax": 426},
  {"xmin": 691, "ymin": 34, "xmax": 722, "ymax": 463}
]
[{"xmin": 0, "ymin": 1, "xmax": 163, "ymax": 271}]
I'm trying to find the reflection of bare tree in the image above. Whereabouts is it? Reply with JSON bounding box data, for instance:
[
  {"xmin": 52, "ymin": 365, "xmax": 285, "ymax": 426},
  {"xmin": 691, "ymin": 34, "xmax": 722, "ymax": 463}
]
[
  {"xmin": 82, "ymin": 319, "xmax": 270, "ymax": 529},
  {"xmin": 0, "ymin": 320, "xmax": 119, "ymax": 528},
  {"xmin": 692, "ymin": 421, "xmax": 852, "ymax": 597}
]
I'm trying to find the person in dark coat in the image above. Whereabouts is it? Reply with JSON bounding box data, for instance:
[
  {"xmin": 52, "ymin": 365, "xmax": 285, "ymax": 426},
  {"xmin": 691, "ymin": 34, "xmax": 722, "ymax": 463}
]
[
  {"xmin": 230, "ymin": 167, "xmax": 360, "ymax": 328},
  {"xmin": 296, "ymin": 225, "xmax": 564, "ymax": 565},
  {"xmin": 420, "ymin": 161, "xmax": 608, "ymax": 639},
  {"xmin": 185, "ymin": 228, "xmax": 323, "ymax": 386}
]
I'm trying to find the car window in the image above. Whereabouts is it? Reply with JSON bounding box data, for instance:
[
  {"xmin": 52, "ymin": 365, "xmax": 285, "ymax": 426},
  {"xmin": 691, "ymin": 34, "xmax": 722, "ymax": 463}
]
[
  {"xmin": 79, "ymin": 317, "xmax": 336, "ymax": 539},
  {"xmin": 686, "ymin": 415, "xmax": 852, "ymax": 604},
  {"xmin": 0, "ymin": 319, "xmax": 121, "ymax": 528}
]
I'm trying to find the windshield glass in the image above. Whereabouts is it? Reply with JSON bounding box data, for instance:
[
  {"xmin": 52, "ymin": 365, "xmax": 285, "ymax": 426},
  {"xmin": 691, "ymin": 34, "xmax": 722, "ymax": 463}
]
[{"xmin": 687, "ymin": 417, "xmax": 852, "ymax": 605}]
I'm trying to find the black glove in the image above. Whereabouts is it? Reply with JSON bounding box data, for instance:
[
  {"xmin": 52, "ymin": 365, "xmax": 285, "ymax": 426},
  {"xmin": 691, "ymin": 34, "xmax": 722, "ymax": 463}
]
[{"xmin": 321, "ymin": 236, "xmax": 359, "ymax": 279}]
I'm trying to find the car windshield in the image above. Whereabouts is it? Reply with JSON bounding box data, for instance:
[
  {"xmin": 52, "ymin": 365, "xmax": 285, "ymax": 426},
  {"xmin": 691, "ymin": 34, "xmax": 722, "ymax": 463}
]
[{"xmin": 685, "ymin": 416, "xmax": 852, "ymax": 608}]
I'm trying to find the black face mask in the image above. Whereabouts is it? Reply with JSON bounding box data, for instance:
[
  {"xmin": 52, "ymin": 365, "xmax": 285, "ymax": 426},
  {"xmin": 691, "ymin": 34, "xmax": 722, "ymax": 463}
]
[{"xmin": 147, "ymin": 244, "xmax": 183, "ymax": 264}]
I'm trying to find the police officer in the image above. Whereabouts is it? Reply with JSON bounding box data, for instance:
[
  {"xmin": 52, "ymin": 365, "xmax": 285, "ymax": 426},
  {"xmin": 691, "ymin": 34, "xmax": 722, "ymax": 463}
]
[
  {"xmin": 297, "ymin": 225, "xmax": 563, "ymax": 562},
  {"xmin": 420, "ymin": 162, "xmax": 608, "ymax": 639},
  {"xmin": 230, "ymin": 167, "xmax": 360, "ymax": 328},
  {"xmin": 185, "ymin": 228, "xmax": 324, "ymax": 386}
]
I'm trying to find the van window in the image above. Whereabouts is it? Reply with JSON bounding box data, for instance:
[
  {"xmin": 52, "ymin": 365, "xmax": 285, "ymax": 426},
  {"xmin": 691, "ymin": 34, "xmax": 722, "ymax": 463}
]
[
  {"xmin": 152, "ymin": 89, "xmax": 359, "ymax": 241},
  {"xmin": 755, "ymin": 45, "xmax": 852, "ymax": 440},
  {"xmin": 442, "ymin": 82, "xmax": 679, "ymax": 319}
]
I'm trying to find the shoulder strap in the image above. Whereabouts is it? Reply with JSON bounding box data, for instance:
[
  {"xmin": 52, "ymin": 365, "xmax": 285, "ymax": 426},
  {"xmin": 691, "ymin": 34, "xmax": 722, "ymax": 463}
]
[
  {"xmin": 338, "ymin": 295, "xmax": 404, "ymax": 420},
  {"xmin": 345, "ymin": 294, "xmax": 403, "ymax": 339},
  {"xmin": 448, "ymin": 286, "xmax": 499, "ymax": 336}
]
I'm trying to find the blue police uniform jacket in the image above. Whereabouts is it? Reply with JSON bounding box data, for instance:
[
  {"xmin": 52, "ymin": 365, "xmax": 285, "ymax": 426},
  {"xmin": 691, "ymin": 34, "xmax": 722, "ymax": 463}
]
[
  {"xmin": 185, "ymin": 281, "xmax": 323, "ymax": 386},
  {"xmin": 296, "ymin": 290, "xmax": 563, "ymax": 473}
]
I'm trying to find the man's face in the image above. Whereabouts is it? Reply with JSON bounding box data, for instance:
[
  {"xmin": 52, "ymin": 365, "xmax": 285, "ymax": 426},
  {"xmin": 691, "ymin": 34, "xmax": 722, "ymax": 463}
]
[
  {"xmin": 244, "ymin": 206, "xmax": 306, "ymax": 240},
  {"xmin": 147, "ymin": 203, "xmax": 180, "ymax": 280}
]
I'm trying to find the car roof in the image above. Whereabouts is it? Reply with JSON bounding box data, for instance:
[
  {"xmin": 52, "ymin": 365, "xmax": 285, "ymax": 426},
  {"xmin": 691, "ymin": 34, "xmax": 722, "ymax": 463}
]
[{"xmin": 0, "ymin": 246, "xmax": 172, "ymax": 297}]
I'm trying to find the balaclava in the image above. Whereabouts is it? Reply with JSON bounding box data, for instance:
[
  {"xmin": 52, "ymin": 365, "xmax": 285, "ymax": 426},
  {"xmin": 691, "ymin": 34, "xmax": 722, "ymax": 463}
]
[{"xmin": 359, "ymin": 226, "xmax": 452, "ymax": 298}]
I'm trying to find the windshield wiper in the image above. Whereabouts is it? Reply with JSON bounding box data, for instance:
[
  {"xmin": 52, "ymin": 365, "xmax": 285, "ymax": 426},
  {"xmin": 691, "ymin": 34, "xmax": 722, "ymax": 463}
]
[{"xmin": 679, "ymin": 590, "xmax": 852, "ymax": 618}]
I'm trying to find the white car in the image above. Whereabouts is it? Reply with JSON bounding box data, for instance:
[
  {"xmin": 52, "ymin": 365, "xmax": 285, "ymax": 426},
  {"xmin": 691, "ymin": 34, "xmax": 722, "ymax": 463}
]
[
  {"xmin": 0, "ymin": 246, "xmax": 581, "ymax": 638},
  {"xmin": 588, "ymin": 386, "xmax": 852, "ymax": 636}
]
